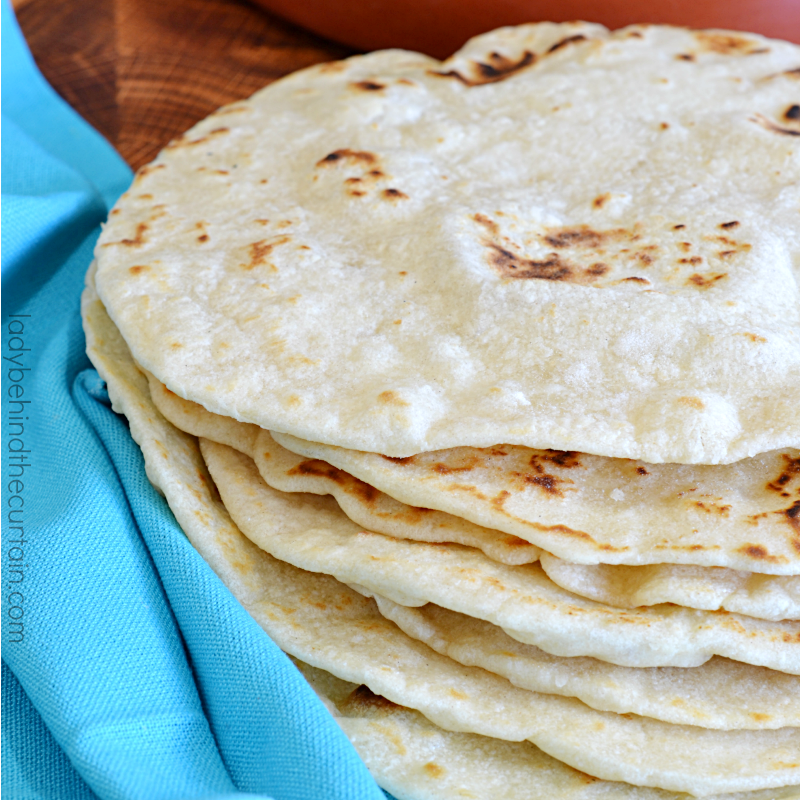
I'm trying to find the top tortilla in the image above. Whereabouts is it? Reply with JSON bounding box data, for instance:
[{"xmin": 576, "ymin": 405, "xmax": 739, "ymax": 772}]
[{"xmin": 94, "ymin": 22, "xmax": 800, "ymax": 462}]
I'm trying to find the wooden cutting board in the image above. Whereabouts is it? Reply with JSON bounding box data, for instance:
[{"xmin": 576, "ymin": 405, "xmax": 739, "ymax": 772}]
[{"xmin": 13, "ymin": 0, "xmax": 357, "ymax": 170}]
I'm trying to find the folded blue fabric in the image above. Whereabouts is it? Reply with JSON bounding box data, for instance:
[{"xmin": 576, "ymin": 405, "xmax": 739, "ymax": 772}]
[{"xmin": 1, "ymin": 5, "xmax": 391, "ymax": 798}]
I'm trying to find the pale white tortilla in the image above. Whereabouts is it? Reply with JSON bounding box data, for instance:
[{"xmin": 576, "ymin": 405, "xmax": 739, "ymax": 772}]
[
  {"xmin": 367, "ymin": 597, "xmax": 800, "ymax": 730},
  {"xmin": 147, "ymin": 375, "xmax": 541, "ymax": 565},
  {"xmin": 82, "ymin": 271, "xmax": 800, "ymax": 797},
  {"xmin": 201, "ymin": 439, "xmax": 800, "ymax": 673},
  {"xmin": 297, "ymin": 659, "xmax": 800, "ymax": 800},
  {"xmin": 147, "ymin": 377, "xmax": 800, "ymax": 616},
  {"xmin": 94, "ymin": 23, "xmax": 800, "ymax": 463}
]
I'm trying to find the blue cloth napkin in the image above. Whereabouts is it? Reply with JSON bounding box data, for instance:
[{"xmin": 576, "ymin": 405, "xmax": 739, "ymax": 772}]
[{"xmin": 1, "ymin": 5, "xmax": 392, "ymax": 798}]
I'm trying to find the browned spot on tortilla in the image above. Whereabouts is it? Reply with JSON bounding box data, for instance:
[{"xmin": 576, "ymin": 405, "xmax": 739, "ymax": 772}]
[
  {"xmin": 104, "ymin": 222, "xmax": 148, "ymax": 248},
  {"xmin": 767, "ymin": 455, "xmax": 800, "ymax": 494},
  {"xmin": 784, "ymin": 499, "xmax": 800, "ymax": 537},
  {"xmin": 676, "ymin": 53, "xmax": 695, "ymax": 61},
  {"xmin": 694, "ymin": 32, "xmax": 763, "ymax": 55},
  {"xmin": 344, "ymin": 177, "xmax": 362, "ymax": 185},
  {"xmin": 592, "ymin": 193, "xmax": 610, "ymax": 209},
  {"xmin": 539, "ymin": 450, "xmax": 583, "ymax": 469},
  {"xmin": 350, "ymin": 80, "xmax": 385, "ymax": 91},
  {"xmin": 720, "ymin": 220, "xmax": 740, "ymax": 229},
  {"xmin": 740, "ymin": 332, "xmax": 767, "ymax": 343},
  {"xmin": 472, "ymin": 213, "xmax": 500, "ymax": 236},
  {"xmin": 316, "ymin": 149, "xmax": 378, "ymax": 167},
  {"xmin": 751, "ymin": 713, "xmax": 773, "ymax": 722},
  {"xmin": 678, "ymin": 396, "xmax": 705, "ymax": 410},
  {"xmin": 382, "ymin": 188, "xmax": 408, "ymax": 200},
  {"xmin": 751, "ymin": 113, "xmax": 800, "ymax": 136},
  {"xmin": 423, "ymin": 763, "xmax": 445, "ymax": 778},
  {"xmin": 241, "ymin": 236, "xmax": 291, "ymax": 270},
  {"xmin": 348, "ymin": 190, "xmax": 366, "ymax": 197},
  {"xmin": 673, "ymin": 224, "xmax": 685, "ymax": 230},
  {"xmin": 128, "ymin": 265, "xmax": 149, "ymax": 274},
  {"xmin": 397, "ymin": 78, "xmax": 415, "ymax": 86},
  {"xmin": 524, "ymin": 473, "xmax": 563, "ymax": 495},
  {"xmin": 687, "ymin": 272, "xmax": 727, "ymax": 288},
  {"xmin": 432, "ymin": 461, "xmax": 478, "ymax": 475},
  {"xmin": 429, "ymin": 50, "xmax": 536, "ymax": 86},
  {"xmin": 659, "ymin": 122, "xmax": 670, "ymax": 130},
  {"xmin": 486, "ymin": 222, "xmax": 628, "ymax": 281},
  {"xmin": 166, "ymin": 127, "xmax": 229, "ymax": 150},
  {"xmin": 544, "ymin": 227, "xmax": 606, "ymax": 248},
  {"xmin": 197, "ymin": 234, "xmax": 209, "ymax": 243},
  {"xmin": 636, "ymin": 466, "xmax": 650, "ymax": 475},
  {"xmin": 547, "ymin": 34, "xmax": 588, "ymax": 53},
  {"xmin": 737, "ymin": 543, "xmax": 787, "ymax": 564},
  {"xmin": 377, "ymin": 390, "xmax": 409, "ymax": 406},
  {"xmin": 170, "ymin": 342, "xmax": 183, "ymax": 349},
  {"xmin": 134, "ymin": 163, "xmax": 166, "ymax": 181},
  {"xmin": 693, "ymin": 500, "xmax": 731, "ymax": 516},
  {"xmin": 785, "ymin": 104, "xmax": 800, "ymax": 121},
  {"xmin": 487, "ymin": 244, "xmax": 576, "ymax": 282},
  {"xmin": 137, "ymin": 193, "xmax": 153, "ymax": 200},
  {"xmin": 514, "ymin": 451, "xmax": 582, "ymax": 498},
  {"xmin": 679, "ymin": 256, "xmax": 703, "ymax": 265},
  {"xmin": 288, "ymin": 459, "xmax": 380, "ymax": 504}
]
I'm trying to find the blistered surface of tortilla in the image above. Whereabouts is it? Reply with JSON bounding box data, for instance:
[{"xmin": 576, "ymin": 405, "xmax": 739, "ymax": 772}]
[
  {"xmin": 295, "ymin": 660, "xmax": 800, "ymax": 800},
  {"xmin": 202, "ymin": 440, "xmax": 800, "ymax": 673},
  {"xmin": 81, "ymin": 282, "xmax": 800, "ymax": 796},
  {"xmin": 273, "ymin": 432, "xmax": 800, "ymax": 574},
  {"xmin": 148, "ymin": 375, "xmax": 540, "ymax": 565},
  {"xmin": 94, "ymin": 23, "xmax": 800, "ymax": 463}
]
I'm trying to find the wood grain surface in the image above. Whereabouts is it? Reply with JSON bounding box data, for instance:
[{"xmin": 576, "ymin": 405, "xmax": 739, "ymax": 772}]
[{"xmin": 13, "ymin": 0, "xmax": 356, "ymax": 169}]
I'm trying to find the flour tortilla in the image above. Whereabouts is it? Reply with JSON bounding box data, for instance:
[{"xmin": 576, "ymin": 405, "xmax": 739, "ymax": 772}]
[
  {"xmin": 296, "ymin": 659, "xmax": 800, "ymax": 800},
  {"xmin": 540, "ymin": 554, "xmax": 800, "ymax": 621},
  {"xmin": 201, "ymin": 439, "xmax": 800, "ymax": 673},
  {"xmin": 93, "ymin": 23, "xmax": 800, "ymax": 464},
  {"xmin": 148, "ymin": 375, "xmax": 541, "ymax": 565},
  {"xmin": 79, "ymin": 280, "xmax": 800, "ymax": 796},
  {"xmin": 272, "ymin": 431, "xmax": 800, "ymax": 575},
  {"xmin": 148, "ymin": 378, "xmax": 800, "ymax": 612},
  {"xmin": 367, "ymin": 597, "xmax": 800, "ymax": 730}
]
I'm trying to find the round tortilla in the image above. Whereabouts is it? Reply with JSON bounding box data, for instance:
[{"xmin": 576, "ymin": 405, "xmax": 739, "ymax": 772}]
[{"xmin": 94, "ymin": 23, "xmax": 800, "ymax": 463}]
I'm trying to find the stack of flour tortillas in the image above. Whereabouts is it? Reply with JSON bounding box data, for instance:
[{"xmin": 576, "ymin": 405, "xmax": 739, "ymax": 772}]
[{"xmin": 82, "ymin": 20, "xmax": 800, "ymax": 799}]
